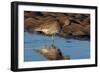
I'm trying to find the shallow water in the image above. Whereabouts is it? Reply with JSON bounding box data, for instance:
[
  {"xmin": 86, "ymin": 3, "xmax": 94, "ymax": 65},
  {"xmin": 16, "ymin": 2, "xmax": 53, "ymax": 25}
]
[{"xmin": 24, "ymin": 32, "xmax": 90, "ymax": 62}]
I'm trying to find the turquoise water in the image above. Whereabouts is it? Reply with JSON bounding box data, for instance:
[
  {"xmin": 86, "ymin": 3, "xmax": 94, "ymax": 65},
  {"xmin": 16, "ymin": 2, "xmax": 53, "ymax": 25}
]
[{"xmin": 24, "ymin": 32, "xmax": 90, "ymax": 62}]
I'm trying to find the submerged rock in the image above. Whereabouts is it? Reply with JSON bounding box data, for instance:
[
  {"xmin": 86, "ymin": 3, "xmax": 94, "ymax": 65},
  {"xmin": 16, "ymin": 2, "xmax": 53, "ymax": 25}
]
[{"xmin": 33, "ymin": 45, "xmax": 70, "ymax": 60}]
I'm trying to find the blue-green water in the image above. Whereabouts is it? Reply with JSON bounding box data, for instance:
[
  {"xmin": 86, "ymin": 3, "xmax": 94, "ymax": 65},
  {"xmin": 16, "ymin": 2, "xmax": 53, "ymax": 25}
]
[{"xmin": 24, "ymin": 32, "xmax": 90, "ymax": 62}]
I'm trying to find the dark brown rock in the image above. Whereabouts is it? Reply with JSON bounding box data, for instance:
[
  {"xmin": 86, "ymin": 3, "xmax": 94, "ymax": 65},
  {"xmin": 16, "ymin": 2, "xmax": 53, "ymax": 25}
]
[
  {"xmin": 24, "ymin": 18, "xmax": 42, "ymax": 32},
  {"xmin": 24, "ymin": 11, "xmax": 36, "ymax": 18},
  {"xmin": 24, "ymin": 12, "xmax": 90, "ymax": 38},
  {"xmin": 41, "ymin": 12, "xmax": 58, "ymax": 17},
  {"xmin": 63, "ymin": 23, "xmax": 88, "ymax": 36},
  {"xmin": 55, "ymin": 14, "xmax": 70, "ymax": 27}
]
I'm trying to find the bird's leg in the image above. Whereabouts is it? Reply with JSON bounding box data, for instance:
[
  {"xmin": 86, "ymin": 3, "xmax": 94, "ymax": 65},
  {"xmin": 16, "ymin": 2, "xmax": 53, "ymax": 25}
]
[
  {"xmin": 44, "ymin": 34, "xmax": 47, "ymax": 48},
  {"xmin": 52, "ymin": 34, "xmax": 55, "ymax": 46}
]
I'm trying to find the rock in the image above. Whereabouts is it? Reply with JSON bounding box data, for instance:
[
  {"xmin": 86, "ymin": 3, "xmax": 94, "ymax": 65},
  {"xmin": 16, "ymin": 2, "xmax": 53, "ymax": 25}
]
[
  {"xmin": 41, "ymin": 12, "xmax": 59, "ymax": 17},
  {"xmin": 63, "ymin": 22, "xmax": 89, "ymax": 36},
  {"xmin": 24, "ymin": 11, "xmax": 36, "ymax": 18},
  {"xmin": 55, "ymin": 14, "xmax": 70, "ymax": 27},
  {"xmin": 24, "ymin": 12, "xmax": 90, "ymax": 38},
  {"xmin": 83, "ymin": 25, "xmax": 90, "ymax": 35},
  {"xmin": 24, "ymin": 18, "xmax": 42, "ymax": 32},
  {"xmin": 34, "ymin": 45, "xmax": 70, "ymax": 60},
  {"xmin": 67, "ymin": 13, "xmax": 90, "ymax": 25},
  {"xmin": 42, "ymin": 12, "xmax": 70, "ymax": 27}
]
